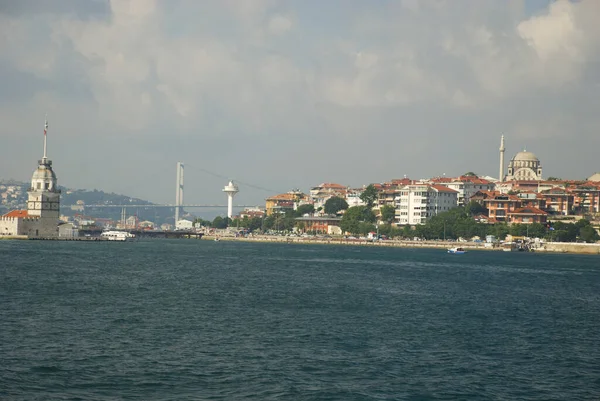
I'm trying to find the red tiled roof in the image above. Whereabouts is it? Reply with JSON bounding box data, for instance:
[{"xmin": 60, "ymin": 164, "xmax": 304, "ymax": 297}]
[
  {"xmin": 318, "ymin": 183, "xmax": 346, "ymax": 189},
  {"xmin": 390, "ymin": 178, "xmax": 414, "ymax": 186},
  {"xmin": 266, "ymin": 193, "xmax": 306, "ymax": 201},
  {"xmin": 429, "ymin": 177, "xmax": 453, "ymax": 183},
  {"xmin": 2, "ymin": 210, "xmax": 28, "ymax": 218},
  {"xmin": 430, "ymin": 185, "xmax": 459, "ymax": 193},
  {"xmin": 458, "ymin": 176, "xmax": 492, "ymax": 184},
  {"xmin": 509, "ymin": 207, "xmax": 548, "ymax": 215}
]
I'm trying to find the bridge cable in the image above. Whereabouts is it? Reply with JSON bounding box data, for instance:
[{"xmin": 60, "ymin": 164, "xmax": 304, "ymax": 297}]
[{"xmin": 184, "ymin": 164, "xmax": 286, "ymax": 194}]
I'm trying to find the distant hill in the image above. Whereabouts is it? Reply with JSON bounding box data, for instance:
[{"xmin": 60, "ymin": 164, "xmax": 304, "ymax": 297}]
[{"xmin": 0, "ymin": 179, "xmax": 180, "ymax": 225}]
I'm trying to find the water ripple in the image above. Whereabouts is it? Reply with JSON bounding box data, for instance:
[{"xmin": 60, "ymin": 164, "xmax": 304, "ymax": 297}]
[{"xmin": 1, "ymin": 241, "xmax": 599, "ymax": 400}]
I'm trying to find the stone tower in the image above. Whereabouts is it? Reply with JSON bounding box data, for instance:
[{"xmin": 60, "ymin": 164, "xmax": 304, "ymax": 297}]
[{"xmin": 27, "ymin": 118, "xmax": 60, "ymax": 237}]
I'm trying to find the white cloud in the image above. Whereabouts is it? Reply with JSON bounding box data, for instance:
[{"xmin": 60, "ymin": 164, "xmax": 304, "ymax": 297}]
[
  {"xmin": 267, "ymin": 14, "xmax": 293, "ymax": 36},
  {"xmin": 1, "ymin": 0, "xmax": 600, "ymax": 203}
]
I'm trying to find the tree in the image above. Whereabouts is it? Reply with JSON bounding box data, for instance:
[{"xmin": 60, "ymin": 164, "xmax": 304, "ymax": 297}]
[
  {"xmin": 340, "ymin": 206, "xmax": 376, "ymax": 234},
  {"xmin": 193, "ymin": 218, "xmax": 212, "ymax": 227},
  {"xmin": 547, "ymin": 177, "xmax": 562, "ymax": 181},
  {"xmin": 324, "ymin": 196, "xmax": 349, "ymax": 215},
  {"xmin": 579, "ymin": 225, "xmax": 600, "ymax": 243},
  {"xmin": 359, "ymin": 184, "xmax": 379, "ymax": 209},
  {"xmin": 466, "ymin": 201, "xmax": 487, "ymax": 216},
  {"xmin": 296, "ymin": 204, "xmax": 315, "ymax": 216},
  {"xmin": 380, "ymin": 205, "xmax": 396, "ymax": 224},
  {"xmin": 464, "ymin": 172, "xmax": 477, "ymax": 177},
  {"xmin": 211, "ymin": 216, "xmax": 229, "ymax": 229}
]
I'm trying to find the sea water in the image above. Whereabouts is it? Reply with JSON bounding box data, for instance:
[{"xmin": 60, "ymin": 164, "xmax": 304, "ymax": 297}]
[{"xmin": 1, "ymin": 240, "xmax": 599, "ymax": 400}]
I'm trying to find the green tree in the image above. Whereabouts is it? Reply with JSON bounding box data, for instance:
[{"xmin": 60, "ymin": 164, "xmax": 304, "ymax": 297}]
[
  {"xmin": 359, "ymin": 184, "xmax": 379, "ymax": 209},
  {"xmin": 466, "ymin": 201, "xmax": 487, "ymax": 216},
  {"xmin": 380, "ymin": 205, "xmax": 396, "ymax": 224},
  {"xmin": 324, "ymin": 197, "xmax": 349, "ymax": 215},
  {"xmin": 464, "ymin": 172, "xmax": 477, "ymax": 177},
  {"xmin": 340, "ymin": 206, "xmax": 376, "ymax": 234},
  {"xmin": 211, "ymin": 216, "xmax": 229, "ymax": 229},
  {"xmin": 193, "ymin": 218, "xmax": 212, "ymax": 227},
  {"xmin": 296, "ymin": 204, "xmax": 315, "ymax": 216},
  {"xmin": 547, "ymin": 177, "xmax": 562, "ymax": 181},
  {"xmin": 579, "ymin": 225, "xmax": 600, "ymax": 243},
  {"xmin": 263, "ymin": 215, "xmax": 276, "ymax": 230}
]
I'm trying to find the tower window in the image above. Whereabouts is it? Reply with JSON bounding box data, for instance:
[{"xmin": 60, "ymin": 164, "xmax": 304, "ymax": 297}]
[
  {"xmin": 37, "ymin": 182, "xmax": 41, "ymax": 189},
  {"xmin": 45, "ymin": 183, "xmax": 50, "ymax": 189}
]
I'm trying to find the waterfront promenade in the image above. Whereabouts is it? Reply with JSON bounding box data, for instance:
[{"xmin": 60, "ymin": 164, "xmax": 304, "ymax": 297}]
[{"xmin": 204, "ymin": 235, "xmax": 600, "ymax": 255}]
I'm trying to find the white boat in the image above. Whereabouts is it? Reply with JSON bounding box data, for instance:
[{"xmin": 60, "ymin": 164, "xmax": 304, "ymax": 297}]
[
  {"xmin": 101, "ymin": 230, "xmax": 136, "ymax": 242},
  {"xmin": 448, "ymin": 247, "xmax": 466, "ymax": 254}
]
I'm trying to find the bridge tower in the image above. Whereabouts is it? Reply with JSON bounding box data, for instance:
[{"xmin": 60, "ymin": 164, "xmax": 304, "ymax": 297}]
[{"xmin": 174, "ymin": 162, "xmax": 184, "ymax": 224}]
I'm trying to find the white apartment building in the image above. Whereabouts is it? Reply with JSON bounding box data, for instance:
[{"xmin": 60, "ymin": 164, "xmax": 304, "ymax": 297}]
[
  {"xmin": 309, "ymin": 183, "xmax": 347, "ymax": 210},
  {"xmin": 430, "ymin": 176, "xmax": 494, "ymax": 206},
  {"xmin": 395, "ymin": 184, "xmax": 458, "ymax": 225},
  {"xmin": 345, "ymin": 189, "xmax": 365, "ymax": 207}
]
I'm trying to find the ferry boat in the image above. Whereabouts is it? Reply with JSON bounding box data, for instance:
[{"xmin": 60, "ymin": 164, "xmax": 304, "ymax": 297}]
[
  {"xmin": 100, "ymin": 230, "xmax": 136, "ymax": 242},
  {"xmin": 447, "ymin": 247, "xmax": 466, "ymax": 254}
]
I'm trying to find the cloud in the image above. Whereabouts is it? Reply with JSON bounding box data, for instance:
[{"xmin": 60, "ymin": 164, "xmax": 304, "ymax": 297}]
[
  {"xmin": 1, "ymin": 0, "xmax": 599, "ymax": 207},
  {"xmin": 267, "ymin": 14, "xmax": 293, "ymax": 36}
]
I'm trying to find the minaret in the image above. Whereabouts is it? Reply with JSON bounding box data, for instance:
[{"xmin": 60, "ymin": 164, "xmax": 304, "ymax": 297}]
[
  {"xmin": 27, "ymin": 116, "xmax": 60, "ymax": 237},
  {"xmin": 499, "ymin": 135, "xmax": 505, "ymax": 182},
  {"xmin": 222, "ymin": 181, "xmax": 239, "ymax": 219}
]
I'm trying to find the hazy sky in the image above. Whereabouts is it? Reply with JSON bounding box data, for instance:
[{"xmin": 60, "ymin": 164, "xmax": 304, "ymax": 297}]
[{"xmin": 1, "ymin": 0, "xmax": 599, "ymax": 210}]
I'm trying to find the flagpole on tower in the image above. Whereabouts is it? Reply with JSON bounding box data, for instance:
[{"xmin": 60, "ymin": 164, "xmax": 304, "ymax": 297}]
[{"xmin": 43, "ymin": 114, "xmax": 48, "ymax": 161}]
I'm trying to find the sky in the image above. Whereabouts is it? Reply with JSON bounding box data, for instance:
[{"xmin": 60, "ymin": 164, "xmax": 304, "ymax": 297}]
[{"xmin": 1, "ymin": 0, "xmax": 600, "ymax": 211}]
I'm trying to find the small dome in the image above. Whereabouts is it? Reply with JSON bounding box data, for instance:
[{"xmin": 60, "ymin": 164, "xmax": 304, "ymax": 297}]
[
  {"xmin": 513, "ymin": 151, "xmax": 539, "ymax": 162},
  {"xmin": 32, "ymin": 165, "xmax": 57, "ymax": 181},
  {"xmin": 588, "ymin": 173, "xmax": 600, "ymax": 182}
]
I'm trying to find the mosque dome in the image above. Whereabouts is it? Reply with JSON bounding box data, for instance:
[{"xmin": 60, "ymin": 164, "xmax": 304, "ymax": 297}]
[
  {"xmin": 588, "ymin": 173, "xmax": 600, "ymax": 182},
  {"xmin": 513, "ymin": 150, "xmax": 539, "ymax": 162},
  {"xmin": 505, "ymin": 148, "xmax": 543, "ymax": 181}
]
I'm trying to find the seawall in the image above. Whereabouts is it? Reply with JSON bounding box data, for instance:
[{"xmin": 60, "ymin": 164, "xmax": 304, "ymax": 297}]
[{"xmin": 204, "ymin": 235, "xmax": 600, "ymax": 255}]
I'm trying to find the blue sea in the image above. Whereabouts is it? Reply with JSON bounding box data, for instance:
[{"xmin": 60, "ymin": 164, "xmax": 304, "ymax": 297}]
[{"xmin": 1, "ymin": 240, "xmax": 599, "ymax": 400}]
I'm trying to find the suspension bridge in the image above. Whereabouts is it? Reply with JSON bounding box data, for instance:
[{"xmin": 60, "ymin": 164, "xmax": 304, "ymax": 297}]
[{"xmin": 64, "ymin": 162, "xmax": 283, "ymax": 223}]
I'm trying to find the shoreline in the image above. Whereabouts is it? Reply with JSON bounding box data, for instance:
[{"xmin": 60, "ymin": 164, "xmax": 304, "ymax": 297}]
[{"xmin": 205, "ymin": 235, "xmax": 600, "ymax": 255}]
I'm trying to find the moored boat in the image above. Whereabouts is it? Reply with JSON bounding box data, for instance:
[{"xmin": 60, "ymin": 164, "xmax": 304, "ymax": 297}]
[{"xmin": 448, "ymin": 247, "xmax": 466, "ymax": 254}]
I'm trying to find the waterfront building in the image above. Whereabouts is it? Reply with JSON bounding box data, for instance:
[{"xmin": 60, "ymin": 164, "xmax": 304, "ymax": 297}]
[
  {"xmin": 472, "ymin": 191, "xmax": 520, "ymax": 223},
  {"xmin": 571, "ymin": 187, "xmax": 600, "ymax": 214},
  {"xmin": 539, "ymin": 188, "xmax": 574, "ymax": 215},
  {"xmin": 0, "ymin": 118, "xmax": 60, "ymax": 238},
  {"xmin": 395, "ymin": 184, "xmax": 458, "ymax": 225},
  {"xmin": 345, "ymin": 188, "xmax": 366, "ymax": 208},
  {"xmin": 516, "ymin": 192, "xmax": 547, "ymax": 210},
  {"xmin": 309, "ymin": 183, "xmax": 347, "ymax": 210},
  {"xmin": 294, "ymin": 216, "xmax": 342, "ymax": 235},
  {"xmin": 58, "ymin": 222, "xmax": 79, "ymax": 238},
  {"xmin": 495, "ymin": 180, "xmax": 560, "ymax": 194},
  {"xmin": 239, "ymin": 207, "xmax": 265, "ymax": 219},
  {"xmin": 508, "ymin": 207, "xmax": 548, "ymax": 225},
  {"xmin": 176, "ymin": 219, "xmax": 194, "ymax": 230},
  {"xmin": 265, "ymin": 190, "xmax": 308, "ymax": 216},
  {"xmin": 429, "ymin": 175, "xmax": 494, "ymax": 207}
]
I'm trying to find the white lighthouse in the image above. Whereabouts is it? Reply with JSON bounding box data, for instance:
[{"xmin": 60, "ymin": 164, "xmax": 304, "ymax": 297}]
[
  {"xmin": 0, "ymin": 117, "xmax": 60, "ymax": 238},
  {"xmin": 27, "ymin": 116, "xmax": 60, "ymax": 237},
  {"xmin": 222, "ymin": 181, "xmax": 239, "ymax": 219}
]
